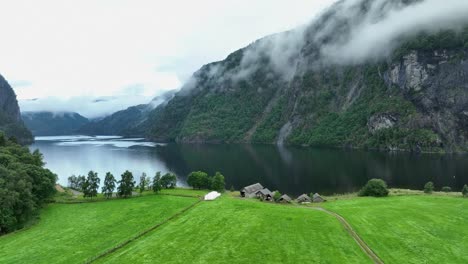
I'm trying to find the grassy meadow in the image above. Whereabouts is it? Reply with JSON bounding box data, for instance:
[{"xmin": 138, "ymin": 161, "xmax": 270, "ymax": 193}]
[
  {"xmin": 323, "ymin": 195, "xmax": 468, "ymax": 263},
  {"xmin": 96, "ymin": 196, "xmax": 371, "ymax": 264},
  {"xmin": 1, "ymin": 188, "xmax": 468, "ymax": 264},
  {"xmin": 0, "ymin": 194, "xmax": 197, "ymax": 264}
]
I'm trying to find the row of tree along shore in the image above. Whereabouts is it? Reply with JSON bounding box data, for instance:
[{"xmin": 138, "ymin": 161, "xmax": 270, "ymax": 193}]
[{"xmin": 67, "ymin": 170, "xmax": 226, "ymax": 199}]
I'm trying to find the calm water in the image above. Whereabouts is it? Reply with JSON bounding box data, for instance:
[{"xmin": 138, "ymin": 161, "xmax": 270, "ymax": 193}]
[{"xmin": 30, "ymin": 136, "xmax": 468, "ymax": 195}]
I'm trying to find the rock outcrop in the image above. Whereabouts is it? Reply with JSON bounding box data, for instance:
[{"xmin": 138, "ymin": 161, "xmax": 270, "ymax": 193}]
[{"xmin": 0, "ymin": 74, "xmax": 33, "ymax": 144}]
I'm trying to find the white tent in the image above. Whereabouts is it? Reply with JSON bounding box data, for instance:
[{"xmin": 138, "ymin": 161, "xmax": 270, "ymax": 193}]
[{"xmin": 204, "ymin": 191, "xmax": 221, "ymax": 201}]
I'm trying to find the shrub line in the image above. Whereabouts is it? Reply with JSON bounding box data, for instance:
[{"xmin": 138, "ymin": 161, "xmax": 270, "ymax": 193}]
[{"xmin": 85, "ymin": 199, "xmax": 202, "ymax": 263}]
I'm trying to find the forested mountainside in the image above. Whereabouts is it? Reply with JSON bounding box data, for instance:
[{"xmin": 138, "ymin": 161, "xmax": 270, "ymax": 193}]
[
  {"xmin": 79, "ymin": 91, "xmax": 175, "ymax": 136},
  {"xmin": 0, "ymin": 74, "xmax": 33, "ymax": 144},
  {"xmin": 134, "ymin": 0, "xmax": 468, "ymax": 153},
  {"xmin": 21, "ymin": 112, "xmax": 89, "ymax": 136}
]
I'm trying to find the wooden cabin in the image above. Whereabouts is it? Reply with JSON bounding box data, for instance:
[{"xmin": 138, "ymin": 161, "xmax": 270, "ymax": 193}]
[
  {"xmin": 255, "ymin": 188, "xmax": 274, "ymax": 201},
  {"xmin": 278, "ymin": 194, "xmax": 292, "ymax": 203},
  {"xmin": 312, "ymin": 193, "xmax": 325, "ymax": 203},
  {"xmin": 240, "ymin": 183, "xmax": 264, "ymax": 198},
  {"xmin": 296, "ymin": 194, "xmax": 312, "ymax": 203}
]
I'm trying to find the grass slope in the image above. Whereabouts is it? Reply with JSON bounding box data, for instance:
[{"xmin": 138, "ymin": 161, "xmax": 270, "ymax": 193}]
[
  {"xmin": 97, "ymin": 197, "xmax": 371, "ymax": 264},
  {"xmin": 0, "ymin": 195, "xmax": 197, "ymax": 264},
  {"xmin": 323, "ymin": 195, "xmax": 468, "ymax": 263}
]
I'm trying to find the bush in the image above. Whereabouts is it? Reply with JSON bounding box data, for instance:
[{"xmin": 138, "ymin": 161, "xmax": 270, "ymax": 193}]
[
  {"xmin": 441, "ymin": 186, "xmax": 451, "ymax": 193},
  {"xmin": 358, "ymin": 179, "xmax": 389, "ymax": 197},
  {"xmin": 424, "ymin": 182, "xmax": 434, "ymax": 194},
  {"xmin": 462, "ymin": 185, "xmax": 468, "ymax": 197},
  {"xmin": 211, "ymin": 172, "xmax": 225, "ymax": 192},
  {"xmin": 273, "ymin": 191, "xmax": 282, "ymax": 202}
]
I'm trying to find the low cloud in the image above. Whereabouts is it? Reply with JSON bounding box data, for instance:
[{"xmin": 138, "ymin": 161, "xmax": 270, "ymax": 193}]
[
  {"xmin": 19, "ymin": 95, "xmax": 154, "ymax": 119},
  {"xmin": 317, "ymin": 0, "xmax": 468, "ymax": 64}
]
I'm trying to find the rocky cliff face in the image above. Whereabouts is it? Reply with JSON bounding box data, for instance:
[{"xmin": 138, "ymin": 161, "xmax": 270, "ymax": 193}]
[
  {"xmin": 136, "ymin": 0, "xmax": 468, "ymax": 153},
  {"xmin": 0, "ymin": 75, "xmax": 21, "ymax": 122},
  {"xmin": 0, "ymin": 74, "xmax": 33, "ymax": 144}
]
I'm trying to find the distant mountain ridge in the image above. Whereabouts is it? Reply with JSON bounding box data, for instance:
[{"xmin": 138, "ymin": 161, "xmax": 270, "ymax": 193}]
[
  {"xmin": 21, "ymin": 111, "xmax": 89, "ymax": 136},
  {"xmin": 78, "ymin": 90, "xmax": 175, "ymax": 136},
  {"xmin": 0, "ymin": 74, "xmax": 33, "ymax": 144}
]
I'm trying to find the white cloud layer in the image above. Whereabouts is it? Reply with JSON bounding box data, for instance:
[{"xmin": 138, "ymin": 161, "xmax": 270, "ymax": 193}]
[
  {"xmin": 0, "ymin": 0, "xmax": 336, "ymax": 117},
  {"xmin": 319, "ymin": 0, "xmax": 468, "ymax": 64}
]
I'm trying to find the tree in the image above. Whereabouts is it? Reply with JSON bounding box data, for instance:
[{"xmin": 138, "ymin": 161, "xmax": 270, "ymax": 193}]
[
  {"xmin": 424, "ymin": 181, "xmax": 434, "ymax": 194},
  {"xmin": 102, "ymin": 172, "xmax": 116, "ymax": 199},
  {"xmin": 144, "ymin": 176, "xmax": 152, "ymax": 191},
  {"xmin": 462, "ymin": 184, "xmax": 468, "ymax": 197},
  {"xmin": 187, "ymin": 171, "xmax": 208, "ymax": 189},
  {"xmin": 152, "ymin": 172, "xmax": 162, "ymax": 193},
  {"xmin": 139, "ymin": 172, "xmax": 147, "ymax": 193},
  {"xmin": 118, "ymin": 170, "xmax": 135, "ymax": 198},
  {"xmin": 211, "ymin": 172, "xmax": 225, "ymax": 192},
  {"xmin": 0, "ymin": 136, "xmax": 56, "ymax": 234},
  {"xmin": 76, "ymin": 175, "xmax": 86, "ymax": 192},
  {"xmin": 273, "ymin": 191, "xmax": 282, "ymax": 202},
  {"xmin": 68, "ymin": 175, "xmax": 78, "ymax": 189},
  {"xmin": 160, "ymin": 173, "xmax": 177, "ymax": 189},
  {"xmin": 84, "ymin": 171, "xmax": 100, "ymax": 199},
  {"xmin": 359, "ymin": 179, "xmax": 389, "ymax": 197}
]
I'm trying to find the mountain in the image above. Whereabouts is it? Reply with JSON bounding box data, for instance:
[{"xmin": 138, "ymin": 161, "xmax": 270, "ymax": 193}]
[
  {"xmin": 78, "ymin": 91, "xmax": 175, "ymax": 136},
  {"xmin": 21, "ymin": 111, "xmax": 89, "ymax": 136},
  {"xmin": 135, "ymin": 0, "xmax": 468, "ymax": 153},
  {"xmin": 0, "ymin": 74, "xmax": 33, "ymax": 144}
]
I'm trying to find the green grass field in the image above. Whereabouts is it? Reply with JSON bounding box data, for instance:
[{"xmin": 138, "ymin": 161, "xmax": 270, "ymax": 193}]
[
  {"xmin": 323, "ymin": 195, "xmax": 468, "ymax": 263},
  {"xmin": 96, "ymin": 197, "xmax": 370, "ymax": 264},
  {"xmin": 0, "ymin": 195, "xmax": 197, "ymax": 264},
  {"xmin": 2, "ymin": 188, "xmax": 468, "ymax": 264}
]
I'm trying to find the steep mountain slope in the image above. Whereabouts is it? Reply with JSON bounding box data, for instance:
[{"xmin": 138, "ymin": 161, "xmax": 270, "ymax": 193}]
[
  {"xmin": 0, "ymin": 74, "xmax": 33, "ymax": 144},
  {"xmin": 79, "ymin": 91, "xmax": 175, "ymax": 136},
  {"xmin": 139, "ymin": 0, "xmax": 468, "ymax": 153},
  {"xmin": 21, "ymin": 111, "xmax": 89, "ymax": 136}
]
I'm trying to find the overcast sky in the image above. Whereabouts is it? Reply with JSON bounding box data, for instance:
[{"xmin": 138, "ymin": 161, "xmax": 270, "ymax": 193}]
[{"xmin": 0, "ymin": 0, "xmax": 336, "ymax": 117}]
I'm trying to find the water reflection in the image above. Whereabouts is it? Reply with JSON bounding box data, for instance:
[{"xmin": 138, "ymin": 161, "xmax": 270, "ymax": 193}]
[{"xmin": 31, "ymin": 136, "xmax": 468, "ymax": 196}]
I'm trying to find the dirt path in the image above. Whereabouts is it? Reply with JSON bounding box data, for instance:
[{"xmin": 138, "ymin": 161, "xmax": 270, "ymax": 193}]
[
  {"xmin": 86, "ymin": 199, "xmax": 202, "ymax": 263},
  {"xmin": 311, "ymin": 207, "xmax": 384, "ymax": 264}
]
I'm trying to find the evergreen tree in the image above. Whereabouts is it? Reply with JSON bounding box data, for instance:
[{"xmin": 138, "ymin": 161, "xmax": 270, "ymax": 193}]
[
  {"xmin": 102, "ymin": 172, "xmax": 116, "ymax": 199},
  {"xmin": 84, "ymin": 171, "xmax": 100, "ymax": 199},
  {"xmin": 118, "ymin": 170, "xmax": 135, "ymax": 198},
  {"xmin": 139, "ymin": 172, "xmax": 147, "ymax": 193},
  {"xmin": 152, "ymin": 172, "xmax": 162, "ymax": 193}
]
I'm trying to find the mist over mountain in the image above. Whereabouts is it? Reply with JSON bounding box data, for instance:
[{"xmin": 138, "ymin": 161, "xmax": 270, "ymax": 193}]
[
  {"xmin": 21, "ymin": 111, "xmax": 89, "ymax": 136},
  {"xmin": 0, "ymin": 74, "xmax": 33, "ymax": 144},
  {"xmin": 79, "ymin": 91, "xmax": 176, "ymax": 136},
  {"xmin": 128, "ymin": 0, "xmax": 468, "ymax": 152}
]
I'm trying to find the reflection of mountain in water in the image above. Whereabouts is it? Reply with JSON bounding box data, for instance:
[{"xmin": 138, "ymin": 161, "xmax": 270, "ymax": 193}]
[{"xmin": 154, "ymin": 144, "xmax": 468, "ymax": 195}]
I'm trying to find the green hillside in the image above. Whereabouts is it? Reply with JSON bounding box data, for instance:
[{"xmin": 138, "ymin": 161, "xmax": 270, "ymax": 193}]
[{"xmin": 136, "ymin": 2, "xmax": 468, "ymax": 153}]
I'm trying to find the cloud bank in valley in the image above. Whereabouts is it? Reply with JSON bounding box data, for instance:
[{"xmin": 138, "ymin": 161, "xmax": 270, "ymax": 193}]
[{"xmin": 0, "ymin": 0, "xmax": 335, "ymax": 116}]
